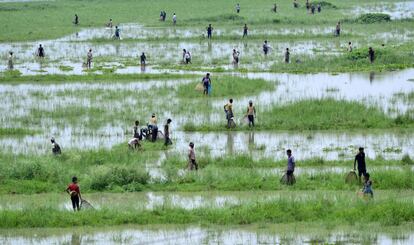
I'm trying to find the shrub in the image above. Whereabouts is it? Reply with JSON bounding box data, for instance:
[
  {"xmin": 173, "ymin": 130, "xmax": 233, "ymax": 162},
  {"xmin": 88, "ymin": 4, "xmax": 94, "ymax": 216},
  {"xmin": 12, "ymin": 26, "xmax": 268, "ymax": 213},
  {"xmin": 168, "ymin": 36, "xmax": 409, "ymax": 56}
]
[
  {"xmin": 310, "ymin": 1, "xmax": 337, "ymax": 9},
  {"xmin": 90, "ymin": 165, "xmax": 149, "ymax": 191},
  {"xmin": 355, "ymin": 13, "xmax": 391, "ymax": 24},
  {"xmin": 401, "ymin": 154, "xmax": 413, "ymax": 165}
]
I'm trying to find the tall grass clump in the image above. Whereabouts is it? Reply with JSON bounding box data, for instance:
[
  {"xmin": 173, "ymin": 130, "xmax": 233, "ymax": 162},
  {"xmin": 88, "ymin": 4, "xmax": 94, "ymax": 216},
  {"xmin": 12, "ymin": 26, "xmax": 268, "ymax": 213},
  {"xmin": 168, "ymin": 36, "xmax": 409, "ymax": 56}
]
[
  {"xmin": 89, "ymin": 165, "xmax": 150, "ymax": 191},
  {"xmin": 355, "ymin": 13, "xmax": 391, "ymax": 24},
  {"xmin": 401, "ymin": 154, "xmax": 413, "ymax": 165},
  {"xmin": 310, "ymin": 1, "xmax": 337, "ymax": 9}
]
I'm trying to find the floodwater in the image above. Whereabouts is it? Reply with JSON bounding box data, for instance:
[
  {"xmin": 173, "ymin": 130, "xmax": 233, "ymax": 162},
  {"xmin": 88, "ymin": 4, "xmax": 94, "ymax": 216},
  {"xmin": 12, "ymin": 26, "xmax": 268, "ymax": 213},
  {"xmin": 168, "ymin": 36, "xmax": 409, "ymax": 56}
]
[
  {"xmin": 0, "ymin": 39, "xmax": 340, "ymax": 75},
  {"xmin": 352, "ymin": 1, "xmax": 414, "ymax": 20},
  {"xmin": 0, "ymin": 224, "xmax": 413, "ymax": 244},
  {"xmin": 1, "ymin": 130, "xmax": 413, "ymax": 160},
  {"xmin": 0, "ymin": 69, "xmax": 413, "ymax": 156},
  {"xmin": 1, "ymin": 190, "xmax": 412, "ymax": 212},
  {"xmin": 1, "ymin": 20, "xmax": 414, "ymax": 75}
]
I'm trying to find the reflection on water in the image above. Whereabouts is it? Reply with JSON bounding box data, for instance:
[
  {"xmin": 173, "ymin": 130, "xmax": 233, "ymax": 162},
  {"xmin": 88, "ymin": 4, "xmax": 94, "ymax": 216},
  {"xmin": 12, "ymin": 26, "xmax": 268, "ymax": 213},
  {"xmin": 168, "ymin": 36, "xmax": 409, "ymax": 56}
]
[
  {"xmin": 0, "ymin": 225, "xmax": 413, "ymax": 244},
  {"xmin": 0, "ymin": 39, "xmax": 340, "ymax": 75},
  {"xmin": 236, "ymin": 68, "xmax": 414, "ymax": 116},
  {"xmin": 1, "ymin": 190, "xmax": 413, "ymax": 212},
  {"xmin": 0, "ymin": 130, "xmax": 413, "ymax": 160}
]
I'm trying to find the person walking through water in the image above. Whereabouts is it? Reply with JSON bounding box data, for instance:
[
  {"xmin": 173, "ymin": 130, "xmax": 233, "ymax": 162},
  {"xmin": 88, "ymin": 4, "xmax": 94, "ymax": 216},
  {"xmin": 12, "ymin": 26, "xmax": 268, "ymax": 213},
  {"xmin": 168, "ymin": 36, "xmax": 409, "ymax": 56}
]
[
  {"xmin": 272, "ymin": 3, "xmax": 277, "ymax": 13},
  {"xmin": 164, "ymin": 118, "xmax": 172, "ymax": 146},
  {"xmin": 149, "ymin": 113, "xmax": 158, "ymax": 142},
  {"xmin": 133, "ymin": 120, "xmax": 141, "ymax": 139},
  {"xmin": 184, "ymin": 50, "xmax": 192, "ymax": 64},
  {"xmin": 172, "ymin": 13, "xmax": 177, "ymax": 25},
  {"xmin": 263, "ymin": 40, "xmax": 270, "ymax": 56},
  {"xmin": 66, "ymin": 176, "xmax": 82, "ymax": 211},
  {"xmin": 73, "ymin": 14, "xmax": 79, "ymax": 25},
  {"xmin": 37, "ymin": 44, "xmax": 45, "ymax": 58},
  {"xmin": 232, "ymin": 49, "xmax": 240, "ymax": 65},
  {"xmin": 188, "ymin": 142, "xmax": 198, "ymax": 170},
  {"xmin": 140, "ymin": 52, "xmax": 146, "ymax": 65},
  {"xmin": 368, "ymin": 47, "xmax": 375, "ymax": 63},
  {"xmin": 347, "ymin": 41, "xmax": 353, "ymax": 52},
  {"xmin": 206, "ymin": 24, "xmax": 213, "ymax": 39},
  {"xmin": 8, "ymin": 52, "xmax": 14, "ymax": 70},
  {"xmin": 243, "ymin": 24, "xmax": 248, "ymax": 38},
  {"xmin": 286, "ymin": 149, "xmax": 295, "ymax": 185},
  {"xmin": 51, "ymin": 137, "xmax": 61, "ymax": 155},
  {"xmin": 245, "ymin": 100, "xmax": 256, "ymax": 127},
  {"xmin": 362, "ymin": 173, "xmax": 373, "ymax": 198},
  {"xmin": 224, "ymin": 98, "xmax": 234, "ymax": 128},
  {"xmin": 114, "ymin": 26, "xmax": 121, "ymax": 39},
  {"xmin": 106, "ymin": 18, "xmax": 113, "ymax": 28},
  {"xmin": 284, "ymin": 48, "xmax": 290, "ymax": 63},
  {"xmin": 354, "ymin": 147, "xmax": 367, "ymax": 183},
  {"xmin": 202, "ymin": 73, "xmax": 211, "ymax": 95},
  {"xmin": 86, "ymin": 49, "xmax": 93, "ymax": 69},
  {"xmin": 335, "ymin": 21, "xmax": 341, "ymax": 37}
]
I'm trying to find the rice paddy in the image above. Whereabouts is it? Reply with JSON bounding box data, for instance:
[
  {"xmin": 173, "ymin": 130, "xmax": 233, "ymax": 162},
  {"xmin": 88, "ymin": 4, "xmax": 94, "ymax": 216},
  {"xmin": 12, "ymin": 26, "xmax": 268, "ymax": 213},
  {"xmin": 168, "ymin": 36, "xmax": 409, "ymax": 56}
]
[{"xmin": 1, "ymin": 0, "xmax": 414, "ymax": 243}]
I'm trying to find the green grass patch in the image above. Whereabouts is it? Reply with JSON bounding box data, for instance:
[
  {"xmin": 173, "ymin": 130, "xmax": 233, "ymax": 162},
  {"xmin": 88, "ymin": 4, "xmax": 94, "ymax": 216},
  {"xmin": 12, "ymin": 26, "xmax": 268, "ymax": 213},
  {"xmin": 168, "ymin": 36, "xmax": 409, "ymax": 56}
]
[
  {"xmin": 184, "ymin": 99, "xmax": 413, "ymax": 131},
  {"xmin": 0, "ymin": 198, "xmax": 413, "ymax": 228},
  {"xmin": 355, "ymin": 13, "xmax": 391, "ymax": 24},
  {"xmin": 177, "ymin": 76, "xmax": 274, "ymax": 98},
  {"xmin": 0, "ymin": 72, "xmax": 196, "ymax": 84},
  {"xmin": 0, "ymin": 128, "xmax": 39, "ymax": 137}
]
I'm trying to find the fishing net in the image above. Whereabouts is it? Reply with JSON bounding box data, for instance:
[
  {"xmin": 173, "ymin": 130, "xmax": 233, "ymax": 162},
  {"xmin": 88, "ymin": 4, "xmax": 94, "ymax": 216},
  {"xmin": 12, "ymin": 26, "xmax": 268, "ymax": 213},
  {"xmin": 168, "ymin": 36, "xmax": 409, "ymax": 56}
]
[
  {"xmin": 280, "ymin": 173, "xmax": 296, "ymax": 185},
  {"xmin": 195, "ymin": 83, "xmax": 204, "ymax": 91},
  {"xmin": 81, "ymin": 199, "xmax": 95, "ymax": 210},
  {"xmin": 345, "ymin": 170, "xmax": 358, "ymax": 184}
]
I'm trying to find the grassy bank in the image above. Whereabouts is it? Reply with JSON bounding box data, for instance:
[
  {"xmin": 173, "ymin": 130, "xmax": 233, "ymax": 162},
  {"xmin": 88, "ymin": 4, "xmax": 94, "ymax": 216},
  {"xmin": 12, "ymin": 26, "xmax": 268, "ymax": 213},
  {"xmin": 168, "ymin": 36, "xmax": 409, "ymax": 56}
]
[
  {"xmin": 0, "ymin": 198, "xmax": 413, "ymax": 228},
  {"xmin": 0, "ymin": 0, "xmax": 376, "ymax": 42},
  {"xmin": 184, "ymin": 99, "xmax": 414, "ymax": 131},
  {"xmin": 0, "ymin": 143, "xmax": 413, "ymax": 194},
  {"xmin": 270, "ymin": 44, "xmax": 414, "ymax": 73},
  {"xmin": 0, "ymin": 72, "xmax": 196, "ymax": 84}
]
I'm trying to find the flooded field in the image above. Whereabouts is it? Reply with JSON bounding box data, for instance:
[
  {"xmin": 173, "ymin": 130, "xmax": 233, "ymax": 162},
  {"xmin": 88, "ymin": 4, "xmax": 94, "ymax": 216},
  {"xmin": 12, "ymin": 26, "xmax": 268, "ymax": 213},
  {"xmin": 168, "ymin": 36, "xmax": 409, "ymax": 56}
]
[
  {"xmin": 1, "ymin": 190, "xmax": 413, "ymax": 212},
  {"xmin": 352, "ymin": 1, "xmax": 414, "ymax": 20},
  {"xmin": 1, "ymin": 224, "xmax": 413, "ymax": 244},
  {"xmin": 1, "ymin": 0, "xmax": 414, "ymax": 240},
  {"xmin": 0, "ymin": 69, "xmax": 413, "ymax": 156}
]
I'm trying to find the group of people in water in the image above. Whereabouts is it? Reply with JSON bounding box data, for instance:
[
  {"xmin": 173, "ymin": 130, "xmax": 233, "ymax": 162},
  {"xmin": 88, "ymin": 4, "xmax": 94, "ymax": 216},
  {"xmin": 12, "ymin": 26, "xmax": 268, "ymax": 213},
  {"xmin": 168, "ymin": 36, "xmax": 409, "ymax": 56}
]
[
  {"xmin": 62, "ymin": 145, "xmax": 373, "ymax": 211},
  {"xmin": 4, "ymin": 0, "xmax": 380, "ymax": 71}
]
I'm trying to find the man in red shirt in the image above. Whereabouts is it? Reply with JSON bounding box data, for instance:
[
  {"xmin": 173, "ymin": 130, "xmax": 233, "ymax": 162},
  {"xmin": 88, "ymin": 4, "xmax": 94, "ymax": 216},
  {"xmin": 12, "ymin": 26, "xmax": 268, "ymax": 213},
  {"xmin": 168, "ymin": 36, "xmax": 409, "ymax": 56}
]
[{"xmin": 66, "ymin": 176, "xmax": 82, "ymax": 211}]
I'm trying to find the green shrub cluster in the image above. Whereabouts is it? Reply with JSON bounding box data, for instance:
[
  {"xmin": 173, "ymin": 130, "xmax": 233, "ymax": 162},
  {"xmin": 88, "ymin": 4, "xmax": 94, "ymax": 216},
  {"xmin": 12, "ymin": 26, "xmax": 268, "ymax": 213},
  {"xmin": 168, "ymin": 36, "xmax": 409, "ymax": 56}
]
[{"xmin": 355, "ymin": 13, "xmax": 391, "ymax": 24}]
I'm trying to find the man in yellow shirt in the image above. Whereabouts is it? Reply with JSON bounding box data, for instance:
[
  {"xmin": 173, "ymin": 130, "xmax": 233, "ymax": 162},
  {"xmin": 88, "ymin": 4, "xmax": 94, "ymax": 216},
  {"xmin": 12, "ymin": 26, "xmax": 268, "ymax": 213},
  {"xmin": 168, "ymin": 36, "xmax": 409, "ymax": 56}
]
[{"xmin": 224, "ymin": 99, "xmax": 234, "ymax": 128}]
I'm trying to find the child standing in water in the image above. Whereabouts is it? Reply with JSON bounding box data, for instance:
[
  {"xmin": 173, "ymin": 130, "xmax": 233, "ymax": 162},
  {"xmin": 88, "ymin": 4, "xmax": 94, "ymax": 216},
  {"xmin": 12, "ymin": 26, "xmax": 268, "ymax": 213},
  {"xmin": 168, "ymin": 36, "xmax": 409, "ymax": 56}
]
[{"xmin": 362, "ymin": 173, "xmax": 373, "ymax": 198}]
